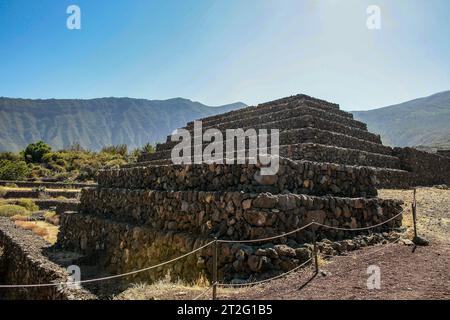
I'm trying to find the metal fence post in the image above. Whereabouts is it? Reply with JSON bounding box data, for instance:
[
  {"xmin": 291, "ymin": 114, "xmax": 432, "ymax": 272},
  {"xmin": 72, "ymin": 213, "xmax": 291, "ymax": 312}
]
[
  {"xmin": 312, "ymin": 222, "xmax": 319, "ymax": 274},
  {"xmin": 212, "ymin": 237, "xmax": 218, "ymax": 300}
]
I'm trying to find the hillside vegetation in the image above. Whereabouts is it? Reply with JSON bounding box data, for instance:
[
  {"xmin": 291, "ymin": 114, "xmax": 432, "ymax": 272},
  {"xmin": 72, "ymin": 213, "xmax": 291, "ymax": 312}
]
[
  {"xmin": 352, "ymin": 90, "xmax": 450, "ymax": 148},
  {"xmin": 0, "ymin": 141, "xmax": 148, "ymax": 182}
]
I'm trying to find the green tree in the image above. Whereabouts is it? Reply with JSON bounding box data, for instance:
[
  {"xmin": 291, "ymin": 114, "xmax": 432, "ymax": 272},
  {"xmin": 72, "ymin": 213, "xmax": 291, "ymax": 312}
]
[{"xmin": 23, "ymin": 141, "xmax": 52, "ymax": 163}]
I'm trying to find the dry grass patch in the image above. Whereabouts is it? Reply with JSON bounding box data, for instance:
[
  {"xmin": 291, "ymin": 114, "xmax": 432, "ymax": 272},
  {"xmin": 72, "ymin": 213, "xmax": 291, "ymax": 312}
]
[
  {"xmin": 378, "ymin": 187, "xmax": 450, "ymax": 242},
  {"xmin": 14, "ymin": 220, "xmax": 59, "ymax": 244}
]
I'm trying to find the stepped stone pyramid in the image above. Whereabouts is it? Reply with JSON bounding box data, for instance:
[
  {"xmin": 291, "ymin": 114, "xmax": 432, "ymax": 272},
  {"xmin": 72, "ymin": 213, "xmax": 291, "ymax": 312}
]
[
  {"xmin": 57, "ymin": 94, "xmax": 405, "ymax": 284},
  {"xmin": 135, "ymin": 94, "xmax": 410, "ymax": 187}
]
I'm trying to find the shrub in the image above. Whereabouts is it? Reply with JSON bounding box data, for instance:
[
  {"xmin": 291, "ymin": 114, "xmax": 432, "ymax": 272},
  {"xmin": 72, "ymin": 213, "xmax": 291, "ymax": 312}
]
[
  {"xmin": 101, "ymin": 144, "xmax": 128, "ymax": 156},
  {"xmin": 0, "ymin": 159, "xmax": 30, "ymax": 180},
  {"xmin": 16, "ymin": 199, "xmax": 39, "ymax": 211},
  {"xmin": 105, "ymin": 158, "xmax": 127, "ymax": 168},
  {"xmin": 0, "ymin": 187, "xmax": 8, "ymax": 197},
  {"xmin": 32, "ymin": 186, "xmax": 46, "ymax": 193},
  {"xmin": 5, "ymin": 183, "xmax": 18, "ymax": 188},
  {"xmin": 0, "ymin": 152, "xmax": 21, "ymax": 162},
  {"xmin": 142, "ymin": 143, "xmax": 155, "ymax": 154},
  {"xmin": 23, "ymin": 141, "xmax": 52, "ymax": 163},
  {"xmin": 0, "ymin": 205, "xmax": 30, "ymax": 217}
]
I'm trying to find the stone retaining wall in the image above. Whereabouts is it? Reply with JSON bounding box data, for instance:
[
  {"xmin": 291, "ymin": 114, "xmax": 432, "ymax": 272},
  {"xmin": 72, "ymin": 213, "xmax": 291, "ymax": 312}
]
[
  {"xmin": 437, "ymin": 149, "xmax": 450, "ymax": 158},
  {"xmin": 79, "ymin": 189, "xmax": 402, "ymax": 241},
  {"xmin": 0, "ymin": 217, "xmax": 95, "ymax": 300},
  {"xmin": 99, "ymin": 158, "xmax": 378, "ymax": 197},
  {"xmin": 393, "ymin": 147, "xmax": 450, "ymax": 186},
  {"xmin": 59, "ymin": 198, "xmax": 402, "ymax": 283}
]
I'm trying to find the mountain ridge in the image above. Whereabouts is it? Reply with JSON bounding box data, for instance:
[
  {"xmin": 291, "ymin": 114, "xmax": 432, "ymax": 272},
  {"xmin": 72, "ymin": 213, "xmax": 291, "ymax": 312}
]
[
  {"xmin": 352, "ymin": 90, "xmax": 450, "ymax": 149},
  {"xmin": 0, "ymin": 97, "xmax": 246, "ymax": 152}
]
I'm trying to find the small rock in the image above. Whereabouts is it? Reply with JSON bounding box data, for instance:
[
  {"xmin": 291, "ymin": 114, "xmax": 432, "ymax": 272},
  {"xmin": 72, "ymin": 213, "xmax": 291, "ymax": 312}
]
[
  {"xmin": 319, "ymin": 270, "xmax": 331, "ymax": 277},
  {"xmin": 413, "ymin": 236, "xmax": 429, "ymax": 246},
  {"xmin": 242, "ymin": 199, "xmax": 252, "ymax": 210},
  {"xmin": 401, "ymin": 239, "xmax": 414, "ymax": 246},
  {"xmin": 274, "ymin": 244, "xmax": 296, "ymax": 257}
]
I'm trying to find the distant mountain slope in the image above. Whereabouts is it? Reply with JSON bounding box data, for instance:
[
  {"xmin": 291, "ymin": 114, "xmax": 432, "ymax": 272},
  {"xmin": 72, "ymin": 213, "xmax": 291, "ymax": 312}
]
[
  {"xmin": 0, "ymin": 97, "xmax": 246, "ymax": 152},
  {"xmin": 352, "ymin": 90, "xmax": 450, "ymax": 148}
]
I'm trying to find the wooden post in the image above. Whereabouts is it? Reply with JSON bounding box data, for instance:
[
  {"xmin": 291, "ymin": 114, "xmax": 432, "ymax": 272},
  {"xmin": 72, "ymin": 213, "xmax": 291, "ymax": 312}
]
[
  {"xmin": 312, "ymin": 223, "xmax": 319, "ymax": 274},
  {"xmin": 212, "ymin": 237, "xmax": 218, "ymax": 300},
  {"xmin": 412, "ymin": 188, "xmax": 418, "ymax": 239}
]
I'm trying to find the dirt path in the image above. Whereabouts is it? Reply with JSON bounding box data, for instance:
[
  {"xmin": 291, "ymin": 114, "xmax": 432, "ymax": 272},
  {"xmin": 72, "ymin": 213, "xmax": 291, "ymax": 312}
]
[{"xmin": 220, "ymin": 241, "xmax": 450, "ymax": 300}]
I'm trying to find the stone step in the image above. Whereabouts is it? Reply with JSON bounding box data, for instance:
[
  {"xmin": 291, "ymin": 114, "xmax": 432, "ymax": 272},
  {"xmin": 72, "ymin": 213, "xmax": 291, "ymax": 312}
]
[
  {"xmin": 181, "ymin": 102, "xmax": 367, "ymax": 135},
  {"xmin": 99, "ymin": 157, "xmax": 378, "ymax": 197},
  {"xmin": 186, "ymin": 95, "xmax": 353, "ymax": 130},
  {"xmin": 140, "ymin": 127, "xmax": 393, "ymax": 163},
  {"xmin": 78, "ymin": 189, "xmax": 403, "ymax": 243},
  {"xmin": 283, "ymin": 143, "xmax": 401, "ymax": 169},
  {"xmin": 135, "ymin": 141, "xmax": 401, "ymax": 170},
  {"xmin": 162, "ymin": 114, "xmax": 381, "ymax": 148}
]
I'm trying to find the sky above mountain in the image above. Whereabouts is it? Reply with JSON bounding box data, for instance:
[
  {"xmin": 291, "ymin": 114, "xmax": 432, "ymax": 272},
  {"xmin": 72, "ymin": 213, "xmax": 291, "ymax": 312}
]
[{"xmin": 0, "ymin": 0, "xmax": 449, "ymax": 111}]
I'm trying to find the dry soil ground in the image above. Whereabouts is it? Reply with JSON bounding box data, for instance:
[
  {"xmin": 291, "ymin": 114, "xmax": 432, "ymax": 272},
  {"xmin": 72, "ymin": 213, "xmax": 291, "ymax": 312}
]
[{"xmin": 114, "ymin": 187, "xmax": 450, "ymax": 300}]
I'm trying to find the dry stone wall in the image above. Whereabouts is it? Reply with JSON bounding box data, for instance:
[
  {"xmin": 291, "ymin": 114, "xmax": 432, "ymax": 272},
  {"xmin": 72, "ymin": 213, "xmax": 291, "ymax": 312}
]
[
  {"xmin": 393, "ymin": 147, "xmax": 450, "ymax": 186},
  {"xmin": 98, "ymin": 158, "xmax": 378, "ymax": 197},
  {"xmin": 0, "ymin": 217, "xmax": 95, "ymax": 300},
  {"xmin": 59, "ymin": 192, "xmax": 402, "ymax": 283},
  {"xmin": 78, "ymin": 189, "xmax": 402, "ymax": 241}
]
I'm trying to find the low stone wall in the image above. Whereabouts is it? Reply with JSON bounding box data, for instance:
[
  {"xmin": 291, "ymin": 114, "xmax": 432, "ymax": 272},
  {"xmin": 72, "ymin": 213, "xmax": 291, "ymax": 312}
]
[
  {"xmin": 372, "ymin": 168, "xmax": 412, "ymax": 189},
  {"xmin": 1, "ymin": 189, "xmax": 80, "ymax": 199},
  {"xmin": 0, "ymin": 180, "xmax": 94, "ymax": 189},
  {"xmin": 79, "ymin": 189, "xmax": 402, "ymax": 241},
  {"xmin": 3, "ymin": 198, "xmax": 78, "ymax": 212},
  {"xmin": 394, "ymin": 147, "xmax": 450, "ymax": 186},
  {"xmin": 0, "ymin": 217, "xmax": 95, "ymax": 300},
  {"xmin": 437, "ymin": 149, "xmax": 450, "ymax": 158},
  {"xmin": 55, "ymin": 200, "xmax": 79, "ymax": 215},
  {"xmin": 99, "ymin": 158, "xmax": 378, "ymax": 197},
  {"xmin": 58, "ymin": 212, "xmax": 212, "ymax": 284}
]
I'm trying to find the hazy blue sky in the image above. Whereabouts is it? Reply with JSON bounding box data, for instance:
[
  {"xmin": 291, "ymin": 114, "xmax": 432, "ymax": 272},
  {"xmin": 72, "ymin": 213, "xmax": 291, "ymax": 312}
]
[{"xmin": 0, "ymin": 0, "xmax": 449, "ymax": 110}]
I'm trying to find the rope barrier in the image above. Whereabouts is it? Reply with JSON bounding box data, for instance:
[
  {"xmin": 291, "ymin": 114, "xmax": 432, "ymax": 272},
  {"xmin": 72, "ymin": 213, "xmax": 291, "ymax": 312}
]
[
  {"xmin": 319, "ymin": 235, "xmax": 404, "ymax": 260},
  {"xmin": 193, "ymin": 286, "xmax": 213, "ymax": 300},
  {"xmin": 217, "ymin": 258, "xmax": 313, "ymax": 288},
  {"xmin": 0, "ymin": 208, "xmax": 405, "ymax": 289},
  {"xmin": 313, "ymin": 211, "xmax": 404, "ymax": 232},
  {"xmin": 0, "ymin": 240, "xmax": 214, "ymax": 288},
  {"xmin": 217, "ymin": 222, "xmax": 314, "ymax": 244}
]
